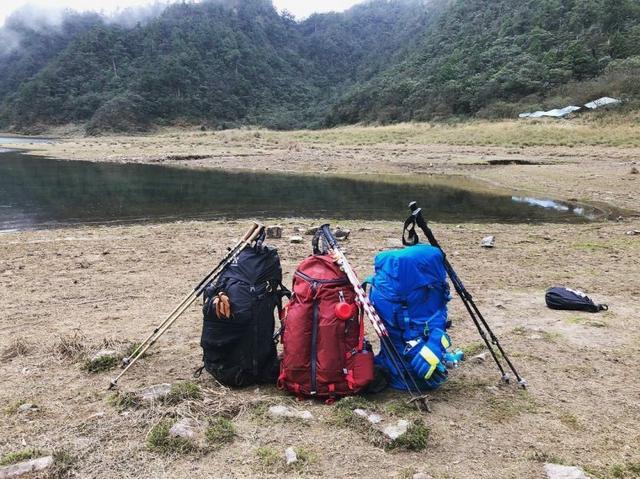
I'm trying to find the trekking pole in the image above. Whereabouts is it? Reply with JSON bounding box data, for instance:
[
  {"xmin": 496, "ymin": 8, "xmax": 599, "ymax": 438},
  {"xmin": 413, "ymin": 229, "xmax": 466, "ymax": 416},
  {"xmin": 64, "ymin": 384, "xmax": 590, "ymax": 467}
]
[
  {"xmin": 109, "ymin": 222, "xmax": 264, "ymax": 389},
  {"xmin": 406, "ymin": 202, "xmax": 526, "ymax": 388},
  {"xmin": 318, "ymin": 224, "xmax": 432, "ymax": 412}
]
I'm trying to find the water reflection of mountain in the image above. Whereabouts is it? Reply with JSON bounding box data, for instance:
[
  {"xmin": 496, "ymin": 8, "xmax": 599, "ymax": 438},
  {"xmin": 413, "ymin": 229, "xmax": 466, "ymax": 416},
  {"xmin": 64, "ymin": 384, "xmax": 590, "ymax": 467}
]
[{"xmin": 0, "ymin": 152, "xmax": 607, "ymax": 231}]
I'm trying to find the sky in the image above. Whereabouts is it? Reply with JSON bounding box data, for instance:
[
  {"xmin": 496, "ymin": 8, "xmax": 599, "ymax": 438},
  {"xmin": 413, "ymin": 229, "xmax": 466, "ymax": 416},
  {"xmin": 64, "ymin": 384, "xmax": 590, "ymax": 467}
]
[{"xmin": 0, "ymin": 0, "xmax": 364, "ymax": 26}]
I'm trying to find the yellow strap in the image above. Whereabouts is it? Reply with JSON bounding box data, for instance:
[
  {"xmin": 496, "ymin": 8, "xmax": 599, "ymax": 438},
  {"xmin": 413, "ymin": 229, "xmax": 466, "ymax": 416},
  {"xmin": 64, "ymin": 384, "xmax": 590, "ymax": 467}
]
[{"xmin": 419, "ymin": 347, "xmax": 440, "ymax": 379}]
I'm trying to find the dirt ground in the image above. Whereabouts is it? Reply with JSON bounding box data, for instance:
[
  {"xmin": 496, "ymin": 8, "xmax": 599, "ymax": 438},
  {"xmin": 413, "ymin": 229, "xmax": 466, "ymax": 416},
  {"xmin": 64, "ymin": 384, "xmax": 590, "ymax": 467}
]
[{"xmin": 1, "ymin": 125, "xmax": 640, "ymax": 478}]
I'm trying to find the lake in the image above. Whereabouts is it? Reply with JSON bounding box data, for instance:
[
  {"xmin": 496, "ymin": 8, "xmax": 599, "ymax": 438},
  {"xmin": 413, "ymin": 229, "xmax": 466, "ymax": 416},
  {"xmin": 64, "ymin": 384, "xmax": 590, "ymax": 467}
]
[{"xmin": 0, "ymin": 141, "xmax": 619, "ymax": 231}]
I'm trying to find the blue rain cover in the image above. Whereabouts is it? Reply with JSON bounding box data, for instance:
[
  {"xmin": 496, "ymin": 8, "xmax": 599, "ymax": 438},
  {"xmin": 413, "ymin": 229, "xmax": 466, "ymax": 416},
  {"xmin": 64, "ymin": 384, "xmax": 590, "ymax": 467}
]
[{"xmin": 368, "ymin": 244, "xmax": 451, "ymax": 391}]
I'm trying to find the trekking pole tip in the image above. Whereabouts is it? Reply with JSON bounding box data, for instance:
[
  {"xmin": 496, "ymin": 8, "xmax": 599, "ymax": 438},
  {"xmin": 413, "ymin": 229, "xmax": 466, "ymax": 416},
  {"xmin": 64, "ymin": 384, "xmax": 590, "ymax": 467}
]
[
  {"xmin": 108, "ymin": 379, "xmax": 118, "ymax": 390},
  {"xmin": 518, "ymin": 378, "xmax": 528, "ymax": 389},
  {"xmin": 501, "ymin": 373, "xmax": 511, "ymax": 384},
  {"xmin": 121, "ymin": 357, "xmax": 130, "ymax": 367}
]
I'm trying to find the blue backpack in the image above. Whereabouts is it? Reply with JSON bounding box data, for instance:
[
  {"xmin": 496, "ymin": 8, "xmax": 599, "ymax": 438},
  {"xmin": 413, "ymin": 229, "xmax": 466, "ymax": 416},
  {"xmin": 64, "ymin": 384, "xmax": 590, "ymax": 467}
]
[{"xmin": 366, "ymin": 244, "xmax": 452, "ymax": 391}]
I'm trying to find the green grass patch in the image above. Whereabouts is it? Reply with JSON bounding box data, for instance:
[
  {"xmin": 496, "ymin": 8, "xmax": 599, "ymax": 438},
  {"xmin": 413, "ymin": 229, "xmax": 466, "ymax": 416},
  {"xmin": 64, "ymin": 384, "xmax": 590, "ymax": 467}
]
[
  {"xmin": 332, "ymin": 396, "xmax": 429, "ymax": 451},
  {"xmin": 205, "ymin": 417, "xmax": 235, "ymax": 447},
  {"xmin": 461, "ymin": 341, "xmax": 485, "ymax": 357},
  {"xmin": 610, "ymin": 461, "xmax": 640, "ymax": 478},
  {"xmin": 81, "ymin": 354, "xmax": 119, "ymax": 373},
  {"xmin": 147, "ymin": 419, "xmax": 196, "ymax": 454},
  {"xmin": 256, "ymin": 446, "xmax": 280, "ymax": 468},
  {"xmin": 0, "ymin": 448, "xmax": 41, "ymax": 466},
  {"xmin": 290, "ymin": 446, "xmax": 317, "ymax": 471},
  {"xmin": 386, "ymin": 420, "xmax": 430, "ymax": 451},
  {"xmin": 51, "ymin": 450, "xmax": 76, "ymax": 477},
  {"xmin": 107, "ymin": 391, "xmax": 141, "ymax": 412},
  {"xmin": 163, "ymin": 381, "xmax": 202, "ymax": 405}
]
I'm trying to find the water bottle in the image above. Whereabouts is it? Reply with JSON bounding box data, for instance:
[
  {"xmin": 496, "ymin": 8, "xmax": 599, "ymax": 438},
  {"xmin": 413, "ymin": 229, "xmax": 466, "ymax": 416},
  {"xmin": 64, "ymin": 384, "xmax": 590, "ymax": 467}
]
[{"xmin": 444, "ymin": 349, "xmax": 464, "ymax": 368}]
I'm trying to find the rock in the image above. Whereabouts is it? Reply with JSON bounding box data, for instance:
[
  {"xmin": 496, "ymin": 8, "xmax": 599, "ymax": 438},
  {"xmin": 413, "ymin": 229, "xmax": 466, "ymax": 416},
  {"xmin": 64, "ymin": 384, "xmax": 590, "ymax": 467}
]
[
  {"xmin": 353, "ymin": 408, "xmax": 382, "ymax": 424},
  {"xmin": 268, "ymin": 404, "xmax": 314, "ymax": 421},
  {"xmin": 169, "ymin": 418, "xmax": 199, "ymax": 440},
  {"xmin": 386, "ymin": 238, "xmax": 404, "ymax": 249},
  {"xmin": 625, "ymin": 230, "xmax": 640, "ymax": 236},
  {"xmin": 292, "ymin": 226, "xmax": 301, "ymax": 233},
  {"xmin": 16, "ymin": 403, "xmax": 38, "ymax": 414},
  {"xmin": 140, "ymin": 383, "xmax": 172, "ymax": 402},
  {"xmin": 284, "ymin": 447, "xmax": 297, "ymax": 466},
  {"xmin": 481, "ymin": 236, "xmax": 496, "ymax": 248},
  {"xmin": 472, "ymin": 352, "xmax": 489, "ymax": 363},
  {"xmin": 289, "ymin": 236, "xmax": 304, "ymax": 244},
  {"xmin": 382, "ymin": 419, "xmax": 410, "ymax": 440},
  {"xmin": 333, "ymin": 228, "xmax": 350, "ymax": 240},
  {"xmin": 631, "ymin": 166, "xmax": 639, "ymax": 175},
  {"xmin": 412, "ymin": 474, "xmax": 434, "ymax": 479},
  {"xmin": 544, "ymin": 463, "xmax": 590, "ymax": 479},
  {"xmin": 304, "ymin": 227, "xmax": 319, "ymax": 235},
  {"xmin": 266, "ymin": 225, "xmax": 282, "ymax": 239},
  {"xmin": 0, "ymin": 456, "xmax": 54, "ymax": 479},
  {"xmin": 91, "ymin": 349, "xmax": 117, "ymax": 361}
]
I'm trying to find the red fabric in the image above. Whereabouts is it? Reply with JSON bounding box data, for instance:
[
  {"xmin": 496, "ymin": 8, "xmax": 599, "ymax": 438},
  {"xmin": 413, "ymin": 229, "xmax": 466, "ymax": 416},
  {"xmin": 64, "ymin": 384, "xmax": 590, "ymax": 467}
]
[{"xmin": 279, "ymin": 255, "xmax": 374, "ymax": 400}]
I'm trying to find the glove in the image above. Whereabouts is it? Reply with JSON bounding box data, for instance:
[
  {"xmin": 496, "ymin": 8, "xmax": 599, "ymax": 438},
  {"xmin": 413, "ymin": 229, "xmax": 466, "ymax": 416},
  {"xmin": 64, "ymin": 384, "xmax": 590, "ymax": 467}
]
[
  {"xmin": 213, "ymin": 292, "xmax": 231, "ymax": 319},
  {"xmin": 405, "ymin": 329, "xmax": 450, "ymax": 381}
]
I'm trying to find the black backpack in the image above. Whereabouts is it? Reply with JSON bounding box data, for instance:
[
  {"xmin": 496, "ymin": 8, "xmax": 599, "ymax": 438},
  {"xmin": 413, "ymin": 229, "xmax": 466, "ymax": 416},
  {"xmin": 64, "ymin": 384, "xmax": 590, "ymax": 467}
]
[
  {"xmin": 545, "ymin": 287, "xmax": 608, "ymax": 313},
  {"xmin": 200, "ymin": 241, "xmax": 289, "ymax": 387}
]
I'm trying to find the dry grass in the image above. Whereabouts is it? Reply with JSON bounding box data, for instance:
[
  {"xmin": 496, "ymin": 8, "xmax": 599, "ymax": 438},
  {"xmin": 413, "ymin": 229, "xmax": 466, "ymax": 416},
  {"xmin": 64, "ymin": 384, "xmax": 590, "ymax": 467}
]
[{"xmin": 1, "ymin": 337, "xmax": 31, "ymax": 360}]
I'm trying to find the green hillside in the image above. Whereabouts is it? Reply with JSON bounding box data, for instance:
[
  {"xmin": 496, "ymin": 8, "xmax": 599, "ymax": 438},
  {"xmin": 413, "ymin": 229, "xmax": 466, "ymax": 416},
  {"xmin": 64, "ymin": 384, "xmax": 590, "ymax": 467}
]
[{"xmin": 0, "ymin": 0, "xmax": 638, "ymax": 133}]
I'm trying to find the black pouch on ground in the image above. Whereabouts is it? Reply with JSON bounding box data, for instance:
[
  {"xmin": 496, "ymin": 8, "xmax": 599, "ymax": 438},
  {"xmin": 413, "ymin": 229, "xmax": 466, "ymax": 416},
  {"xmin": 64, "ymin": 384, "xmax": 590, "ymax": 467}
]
[
  {"xmin": 545, "ymin": 286, "xmax": 608, "ymax": 313},
  {"xmin": 200, "ymin": 241, "xmax": 289, "ymax": 387}
]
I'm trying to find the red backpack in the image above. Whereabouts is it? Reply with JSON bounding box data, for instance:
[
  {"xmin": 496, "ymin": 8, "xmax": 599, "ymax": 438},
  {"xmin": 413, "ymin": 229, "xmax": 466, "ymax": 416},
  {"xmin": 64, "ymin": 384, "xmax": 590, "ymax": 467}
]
[{"xmin": 278, "ymin": 254, "xmax": 375, "ymax": 401}]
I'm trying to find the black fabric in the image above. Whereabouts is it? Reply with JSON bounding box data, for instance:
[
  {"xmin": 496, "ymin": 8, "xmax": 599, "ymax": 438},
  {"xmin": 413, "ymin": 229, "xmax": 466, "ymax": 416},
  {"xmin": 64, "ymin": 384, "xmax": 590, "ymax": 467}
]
[
  {"xmin": 200, "ymin": 244, "xmax": 287, "ymax": 387},
  {"xmin": 545, "ymin": 287, "xmax": 607, "ymax": 313}
]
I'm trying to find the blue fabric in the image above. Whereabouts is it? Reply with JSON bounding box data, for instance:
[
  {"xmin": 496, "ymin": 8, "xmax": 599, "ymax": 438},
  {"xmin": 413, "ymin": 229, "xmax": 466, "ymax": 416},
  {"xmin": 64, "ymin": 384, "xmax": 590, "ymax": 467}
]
[{"xmin": 369, "ymin": 244, "xmax": 451, "ymax": 391}]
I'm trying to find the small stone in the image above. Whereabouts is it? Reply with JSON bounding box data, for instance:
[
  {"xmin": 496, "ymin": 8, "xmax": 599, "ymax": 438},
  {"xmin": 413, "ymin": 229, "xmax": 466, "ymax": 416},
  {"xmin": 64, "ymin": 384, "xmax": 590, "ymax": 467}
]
[
  {"xmin": 289, "ymin": 236, "xmax": 303, "ymax": 244},
  {"xmin": 140, "ymin": 383, "xmax": 172, "ymax": 402},
  {"xmin": 494, "ymin": 302, "xmax": 506, "ymax": 309},
  {"xmin": 413, "ymin": 474, "xmax": 434, "ymax": 479},
  {"xmin": 333, "ymin": 228, "xmax": 350, "ymax": 240},
  {"xmin": 268, "ymin": 404, "xmax": 313, "ymax": 421},
  {"xmin": 292, "ymin": 226, "xmax": 301, "ymax": 233},
  {"xmin": 631, "ymin": 166, "xmax": 639, "ymax": 174},
  {"xmin": 386, "ymin": 238, "xmax": 404, "ymax": 249},
  {"xmin": 383, "ymin": 419, "xmax": 409, "ymax": 440},
  {"xmin": 544, "ymin": 463, "xmax": 589, "ymax": 479},
  {"xmin": 304, "ymin": 227, "xmax": 319, "ymax": 235},
  {"xmin": 17, "ymin": 403, "xmax": 38, "ymax": 414},
  {"xmin": 0, "ymin": 456, "xmax": 54, "ymax": 479},
  {"xmin": 353, "ymin": 408, "xmax": 382, "ymax": 424},
  {"xmin": 169, "ymin": 418, "xmax": 198, "ymax": 440},
  {"xmin": 91, "ymin": 349, "xmax": 117, "ymax": 362},
  {"xmin": 481, "ymin": 236, "xmax": 496, "ymax": 248},
  {"xmin": 472, "ymin": 352, "xmax": 489, "ymax": 363},
  {"xmin": 285, "ymin": 447, "xmax": 297, "ymax": 466},
  {"xmin": 266, "ymin": 225, "xmax": 282, "ymax": 239},
  {"xmin": 625, "ymin": 230, "xmax": 639, "ymax": 236}
]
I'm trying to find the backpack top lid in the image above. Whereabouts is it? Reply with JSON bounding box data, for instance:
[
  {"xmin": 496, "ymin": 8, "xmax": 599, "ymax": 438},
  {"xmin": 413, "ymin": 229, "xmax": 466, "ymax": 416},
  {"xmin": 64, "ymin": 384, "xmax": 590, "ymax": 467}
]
[
  {"xmin": 373, "ymin": 244, "xmax": 447, "ymax": 296},
  {"xmin": 223, "ymin": 244, "xmax": 282, "ymax": 285}
]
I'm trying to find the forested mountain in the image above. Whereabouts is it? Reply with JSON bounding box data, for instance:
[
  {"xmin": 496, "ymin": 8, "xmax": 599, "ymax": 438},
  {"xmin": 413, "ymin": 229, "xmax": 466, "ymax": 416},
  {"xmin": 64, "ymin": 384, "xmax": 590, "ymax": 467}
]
[
  {"xmin": 328, "ymin": 0, "xmax": 640, "ymax": 124},
  {"xmin": 0, "ymin": 0, "xmax": 638, "ymax": 133}
]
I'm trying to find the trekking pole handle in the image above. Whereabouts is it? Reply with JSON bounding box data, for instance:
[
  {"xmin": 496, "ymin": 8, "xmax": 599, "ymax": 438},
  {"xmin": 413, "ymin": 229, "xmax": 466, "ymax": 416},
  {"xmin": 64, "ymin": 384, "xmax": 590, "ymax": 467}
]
[
  {"xmin": 320, "ymin": 224, "xmax": 338, "ymax": 249},
  {"xmin": 243, "ymin": 222, "xmax": 263, "ymax": 241}
]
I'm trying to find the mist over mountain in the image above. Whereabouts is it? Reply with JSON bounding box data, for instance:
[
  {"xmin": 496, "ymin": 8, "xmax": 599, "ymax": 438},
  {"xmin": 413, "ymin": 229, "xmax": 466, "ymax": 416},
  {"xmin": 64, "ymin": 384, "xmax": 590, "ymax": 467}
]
[{"xmin": 0, "ymin": 0, "xmax": 638, "ymax": 133}]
